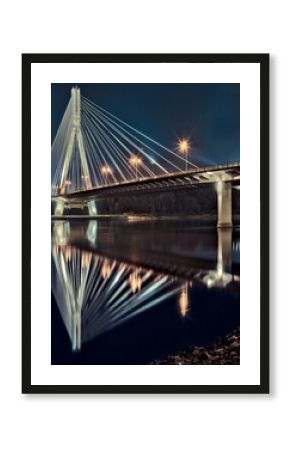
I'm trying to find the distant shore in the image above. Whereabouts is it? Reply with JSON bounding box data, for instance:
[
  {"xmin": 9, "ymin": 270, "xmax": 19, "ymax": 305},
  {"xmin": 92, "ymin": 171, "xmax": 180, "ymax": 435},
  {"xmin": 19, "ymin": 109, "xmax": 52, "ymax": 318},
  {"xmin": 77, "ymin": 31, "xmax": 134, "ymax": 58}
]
[{"xmin": 151, "ymin": 329, "xmax": 240, "ymax": 365}]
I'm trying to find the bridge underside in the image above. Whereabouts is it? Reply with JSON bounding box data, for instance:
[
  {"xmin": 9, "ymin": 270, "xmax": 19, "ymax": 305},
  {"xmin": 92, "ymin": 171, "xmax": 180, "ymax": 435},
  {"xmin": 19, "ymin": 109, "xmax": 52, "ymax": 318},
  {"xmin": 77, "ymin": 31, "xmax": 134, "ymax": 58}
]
[{"xmin": 52, "ymin": 163, "xmax": 240, "ymax": 227}]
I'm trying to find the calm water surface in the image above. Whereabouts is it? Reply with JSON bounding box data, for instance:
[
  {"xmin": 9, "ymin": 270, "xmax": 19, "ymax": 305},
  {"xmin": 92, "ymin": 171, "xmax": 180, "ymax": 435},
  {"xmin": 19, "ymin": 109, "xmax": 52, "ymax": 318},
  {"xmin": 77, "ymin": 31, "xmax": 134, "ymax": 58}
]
[{"xmin": 51, "ymin": 218, "xmax": 240, "ymax": 364}]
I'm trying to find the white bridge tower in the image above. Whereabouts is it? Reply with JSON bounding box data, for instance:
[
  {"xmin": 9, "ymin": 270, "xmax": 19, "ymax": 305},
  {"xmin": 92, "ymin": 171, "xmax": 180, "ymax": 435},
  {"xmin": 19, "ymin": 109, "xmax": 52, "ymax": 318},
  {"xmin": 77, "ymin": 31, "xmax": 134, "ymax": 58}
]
[
  {"xmin": 55, "ymin": 87, "xmax": 96, "ymax": 216},
  {"xmin": 59, "ymin": 87, "xmax": 91, "ymax": 194}
]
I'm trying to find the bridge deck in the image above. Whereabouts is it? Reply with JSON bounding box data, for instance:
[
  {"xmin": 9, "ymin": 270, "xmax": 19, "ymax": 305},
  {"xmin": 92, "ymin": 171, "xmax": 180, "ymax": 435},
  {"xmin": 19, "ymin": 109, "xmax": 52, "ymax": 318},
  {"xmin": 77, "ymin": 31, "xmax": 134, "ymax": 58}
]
[{"xmin": 52, "ymin": 162, "xmax": 240, "ymax": 201}]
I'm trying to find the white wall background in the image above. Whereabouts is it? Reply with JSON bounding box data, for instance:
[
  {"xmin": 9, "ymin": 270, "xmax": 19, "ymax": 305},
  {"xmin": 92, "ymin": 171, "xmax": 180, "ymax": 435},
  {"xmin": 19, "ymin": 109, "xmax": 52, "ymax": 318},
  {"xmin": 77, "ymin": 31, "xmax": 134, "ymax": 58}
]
[{"xmin": 0, "ymin": 1, "xmax": 287, "ymax": 449}]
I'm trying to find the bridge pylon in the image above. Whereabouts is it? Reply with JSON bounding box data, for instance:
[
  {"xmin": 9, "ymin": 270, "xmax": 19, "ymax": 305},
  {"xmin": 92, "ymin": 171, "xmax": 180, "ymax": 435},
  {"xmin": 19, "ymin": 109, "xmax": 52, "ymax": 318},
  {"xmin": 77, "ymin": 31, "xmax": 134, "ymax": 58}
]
[{"xmin": 59, "ymin": 87, "xmax": 92, "ymax": 195}]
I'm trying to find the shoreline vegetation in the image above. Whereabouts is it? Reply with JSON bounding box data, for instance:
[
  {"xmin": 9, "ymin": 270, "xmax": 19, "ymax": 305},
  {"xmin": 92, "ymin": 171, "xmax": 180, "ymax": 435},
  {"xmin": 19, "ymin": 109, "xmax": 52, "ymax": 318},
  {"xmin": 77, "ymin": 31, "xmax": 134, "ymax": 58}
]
[{"xmin": 151, "ymin": 328, "xmax": 240, "ymax": 365}]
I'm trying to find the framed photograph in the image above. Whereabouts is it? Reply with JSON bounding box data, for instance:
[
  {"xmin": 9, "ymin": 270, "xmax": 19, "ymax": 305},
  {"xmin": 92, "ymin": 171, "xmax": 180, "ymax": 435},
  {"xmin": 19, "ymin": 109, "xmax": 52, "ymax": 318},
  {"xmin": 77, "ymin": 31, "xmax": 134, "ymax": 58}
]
[{"xmin": 22, "ymin": 53, "xmax": 269, "ymax": 394}]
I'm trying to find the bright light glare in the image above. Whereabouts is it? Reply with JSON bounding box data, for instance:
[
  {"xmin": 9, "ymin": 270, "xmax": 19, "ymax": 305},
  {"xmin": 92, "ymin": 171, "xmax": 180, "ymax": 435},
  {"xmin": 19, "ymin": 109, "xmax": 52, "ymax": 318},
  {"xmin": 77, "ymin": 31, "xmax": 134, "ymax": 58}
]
[
  {"xmin": 178, "ymin": 139, "xmax": 190, "ymax": 153},
  {"xmin": 101, "ymin": 165, "xmax": 112, "ymax": 174},
  {"xmin": 129, "ymin": 156, "xmax": 142, "ymax": 166}
]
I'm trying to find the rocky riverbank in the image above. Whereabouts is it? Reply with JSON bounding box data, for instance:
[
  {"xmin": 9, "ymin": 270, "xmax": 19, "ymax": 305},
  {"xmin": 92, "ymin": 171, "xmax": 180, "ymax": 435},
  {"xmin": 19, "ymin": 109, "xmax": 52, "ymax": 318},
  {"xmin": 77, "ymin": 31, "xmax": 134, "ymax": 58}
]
[{"xmin": 151, "ymin": 329, "xmax": 240, "ymax": 365}]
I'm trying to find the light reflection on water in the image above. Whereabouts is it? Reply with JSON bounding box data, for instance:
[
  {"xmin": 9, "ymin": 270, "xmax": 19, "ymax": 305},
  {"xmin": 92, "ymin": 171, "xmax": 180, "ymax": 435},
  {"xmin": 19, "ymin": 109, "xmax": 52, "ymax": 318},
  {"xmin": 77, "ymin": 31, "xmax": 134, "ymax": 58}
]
[{"xmin": 51, "ymin": 218, "xmax": 240, "ymax": 363}]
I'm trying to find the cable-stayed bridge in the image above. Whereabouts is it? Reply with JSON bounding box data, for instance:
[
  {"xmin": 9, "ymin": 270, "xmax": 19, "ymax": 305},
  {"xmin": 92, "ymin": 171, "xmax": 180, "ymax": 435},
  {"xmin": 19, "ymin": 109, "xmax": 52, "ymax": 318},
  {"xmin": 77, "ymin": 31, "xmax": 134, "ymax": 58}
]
[{"xmin": 52, "ymin": 87, "xmax": 240, "ymax": 226}]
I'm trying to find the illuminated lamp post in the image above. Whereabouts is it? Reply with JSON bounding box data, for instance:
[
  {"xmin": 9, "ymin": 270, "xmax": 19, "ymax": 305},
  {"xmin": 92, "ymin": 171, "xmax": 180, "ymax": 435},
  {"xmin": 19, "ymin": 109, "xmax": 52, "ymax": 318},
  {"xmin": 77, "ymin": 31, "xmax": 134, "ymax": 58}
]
[
  {"xmin": 177, "ymin": 139, "xmax": 190, "ymax": 171},
  {"xmin": 101, "ymin": 165, "xmax": 112, "ymax": 184},
  {"xmin": 129, "ymin": 155, "xmax": 142, "ymax": 179}
]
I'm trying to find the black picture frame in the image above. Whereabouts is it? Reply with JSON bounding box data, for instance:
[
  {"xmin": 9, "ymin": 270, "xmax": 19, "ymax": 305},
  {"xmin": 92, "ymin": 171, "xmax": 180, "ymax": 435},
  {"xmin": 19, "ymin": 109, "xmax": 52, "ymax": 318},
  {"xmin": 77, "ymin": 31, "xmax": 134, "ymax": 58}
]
[{"xmin": 22, "ymin": 53, "xmax": 269, "ymax": 394}]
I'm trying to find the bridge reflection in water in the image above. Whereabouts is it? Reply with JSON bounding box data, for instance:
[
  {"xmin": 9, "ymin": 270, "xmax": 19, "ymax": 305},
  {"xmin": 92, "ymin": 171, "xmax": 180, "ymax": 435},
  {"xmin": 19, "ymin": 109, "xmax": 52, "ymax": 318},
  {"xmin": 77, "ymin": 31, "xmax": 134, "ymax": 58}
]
[{"xmin": 51, "ymin": 218, "xmax": 240, "ymax": 358}]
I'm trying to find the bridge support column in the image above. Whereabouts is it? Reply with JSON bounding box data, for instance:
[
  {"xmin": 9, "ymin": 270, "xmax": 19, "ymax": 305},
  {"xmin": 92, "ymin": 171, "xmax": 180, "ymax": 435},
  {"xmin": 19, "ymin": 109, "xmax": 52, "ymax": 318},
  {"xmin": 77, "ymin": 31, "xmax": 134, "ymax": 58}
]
[
  {"xmin": 55, "ymin": 199, "xmax": 64, "ymax": 216},
  {"xmin": 217, "ymin": 180, "xmax": 232, "ymax": 228},
  {"xmin": 88, "ymin": 200, "xmax": 97, "ymax": 215},
  {"xmin": 217, "ymin": 228, "xmax": 233, "ymax": 278}
]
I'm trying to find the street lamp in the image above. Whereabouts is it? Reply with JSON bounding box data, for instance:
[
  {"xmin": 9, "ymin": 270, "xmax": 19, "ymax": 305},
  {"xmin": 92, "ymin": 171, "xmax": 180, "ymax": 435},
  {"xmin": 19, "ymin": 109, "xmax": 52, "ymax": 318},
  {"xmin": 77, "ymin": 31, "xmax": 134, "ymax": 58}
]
[
  {"xmin": 81, "ymin": 174, "xmax": 91, "ymax": 189},
  {"xmin": 64, "ymin": 179, "xmax": 71, "ymax": 192},
  {"xmin": 101, "ymin": 165, "xmax": 112, "ymax": 184},
  {"xmin": 177, "ymin": 139, "xmax": 190, "ymax": 171},
  {"xmin": 129, "ymin": 155, "xmax": 142, "ymax": 179}
]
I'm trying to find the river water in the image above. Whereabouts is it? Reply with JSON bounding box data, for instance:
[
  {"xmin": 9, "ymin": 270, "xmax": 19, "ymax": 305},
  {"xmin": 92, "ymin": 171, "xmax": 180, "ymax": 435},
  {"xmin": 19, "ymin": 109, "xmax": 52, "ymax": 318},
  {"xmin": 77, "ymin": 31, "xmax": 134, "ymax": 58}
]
[{"xmin": 51, "ymin": 218, "xmax": 240, "ymax": 364}]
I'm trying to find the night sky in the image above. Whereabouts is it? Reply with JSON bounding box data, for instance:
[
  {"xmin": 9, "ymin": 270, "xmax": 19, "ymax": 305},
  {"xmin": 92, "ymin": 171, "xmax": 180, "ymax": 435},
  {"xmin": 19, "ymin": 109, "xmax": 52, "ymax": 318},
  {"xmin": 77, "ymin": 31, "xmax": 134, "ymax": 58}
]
[{"xmin": 51, "ymin": 83, "xmax": 240, "ymax": 166}]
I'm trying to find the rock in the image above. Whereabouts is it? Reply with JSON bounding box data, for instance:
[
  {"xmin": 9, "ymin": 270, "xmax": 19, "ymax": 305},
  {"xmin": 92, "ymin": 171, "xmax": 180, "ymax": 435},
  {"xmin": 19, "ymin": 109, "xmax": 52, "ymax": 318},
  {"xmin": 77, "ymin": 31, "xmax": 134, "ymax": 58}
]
[{"xmin": 151, "ymin": 329, "xmax": 240, "ymax": 365}]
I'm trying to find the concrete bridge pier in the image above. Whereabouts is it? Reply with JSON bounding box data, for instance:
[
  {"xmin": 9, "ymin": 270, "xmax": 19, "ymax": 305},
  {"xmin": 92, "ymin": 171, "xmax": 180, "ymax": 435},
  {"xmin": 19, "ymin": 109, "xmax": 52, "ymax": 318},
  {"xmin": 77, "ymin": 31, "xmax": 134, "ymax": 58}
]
[
  {"xmin": 53, "ymin": 198, "xmax": 97, "ymax": 216},
  {"xmin": 217, "ymin": 227, "xmax": 233, "ymax": 277},
  {"xmin": 217, "ymin": 180, "xmax": 232, "ymax": 228},
  {"xmin": 55, "ymin": 199, "xmax": 64, "ymax": 216},
  {"xmin": 87, "ymin": 200, "xmax": 97, "ymax": 215}
]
